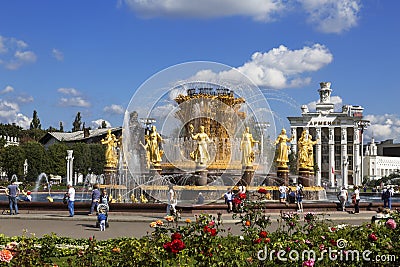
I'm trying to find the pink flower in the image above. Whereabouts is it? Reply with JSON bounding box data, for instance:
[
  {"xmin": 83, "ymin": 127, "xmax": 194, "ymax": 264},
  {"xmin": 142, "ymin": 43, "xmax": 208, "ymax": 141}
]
[
  {"xmin": 0, "ymin": 249, "xmax": 13, "ymax": 263},
  {"xmin": 386, "ymin": 219, "xmax": 397, "ymax": 229},
  {"xmin": 302, "ymin": 258, "xmax": 315, "ymax": 267}
]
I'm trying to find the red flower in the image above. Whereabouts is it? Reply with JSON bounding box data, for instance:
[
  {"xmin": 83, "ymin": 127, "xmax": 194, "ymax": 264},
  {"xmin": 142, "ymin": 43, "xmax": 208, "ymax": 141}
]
[
  {"xmin": 253, "ymin": 238, "xmax": 262, "ymax": 244},
  {"xmin": 238, "ymin": 193, "xmax": 246, "ymax": 200},
  {"xmin": 329, "ymin": 239, "xmax": 337, "ymax": 246},
  {"xmin": 259, "ymin": 231, "xmax": 268, "ymax": 238},
  {"xmin": 368, "ymin": 233, "xmax": 378, "ymax": 242},
  {"xmin": 210, "ymin": 228, "xmax": 217, "ymax": 236},
  {"xmin": 233, "ymin": 198, "xmax": 242, "ymax": 205},
  {"xmin": 264, "ymin": 238, "xmax": 271, "ymax": 243},
  {"xmin": 258, "ymin": 188, "xmax": 267, "ymax": 194},
  {"xmin": 164, "ymin": 239, "xmax": 186, "ymax": 254},
  {"xmin": 171, "ymin": 232, "xmax": 182, "ymax": 240}
]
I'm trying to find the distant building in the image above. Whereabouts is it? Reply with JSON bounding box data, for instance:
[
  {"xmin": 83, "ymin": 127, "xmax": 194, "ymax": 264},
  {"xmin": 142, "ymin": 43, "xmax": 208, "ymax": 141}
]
[
  {"xmin": 0, "ymin": 135, "xmax": 20, "ymax": 146},
  {"xmin": 39, "ymin": 127, "xmax": 122, "ymax": 149},
  {"xmin": 364, "ymin": 138, "xmax": 400, "ymax": 180},
  {"xmin": 288, "ymin": 82, "xmax": 369, "ymax": 187}
]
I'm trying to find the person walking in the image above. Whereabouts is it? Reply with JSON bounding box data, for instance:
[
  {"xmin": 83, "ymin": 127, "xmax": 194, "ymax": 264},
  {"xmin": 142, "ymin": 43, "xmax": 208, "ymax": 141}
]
[
  {"xmin": 295, "ymin": 184, "xmax": 304, "ymax": 212},
  {"xmin": 352, "ymin": 186, "xmax": 360, "ymax": 214},
  {"xmin": 89, "ymin": 184, "xmax": 100, "ymax": 216},
  {"xmin": 337, "ymin": 187, "xmax": 348, "ymax": 211},
  {"xmin": 67, "ymin": 183, "xmax": 75, "ymax": 217},
  {"xmin": 224, "ymin": 188, "xmax": 234, "ymax": 213},
  {"xmin": 5, "ymin": 182, "xmax": 20, "ymax": 215},
  {"xmin": 382, "ymin": 186, "xmax": 394, "ymax": 210},
  {"xmin": 166, "ymin": 184, "xmax": 177, "ymax": 215}
]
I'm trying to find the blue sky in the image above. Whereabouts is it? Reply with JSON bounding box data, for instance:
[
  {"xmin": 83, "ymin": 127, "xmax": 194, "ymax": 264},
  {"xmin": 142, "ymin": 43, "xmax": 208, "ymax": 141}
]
[{"xmin": 0, "ymin": 0, "xmax": 399, "ymax": 142}]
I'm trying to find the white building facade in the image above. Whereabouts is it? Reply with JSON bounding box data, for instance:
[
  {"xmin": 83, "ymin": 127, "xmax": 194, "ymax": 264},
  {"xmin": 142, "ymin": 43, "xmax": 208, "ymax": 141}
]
[
  {"xmin": 364, "ymin": 138, "xmax": 400, "ymax": 180},
  {"xmin": 288, "ymin": 82, "xmax": 369, "ymax": 187}
]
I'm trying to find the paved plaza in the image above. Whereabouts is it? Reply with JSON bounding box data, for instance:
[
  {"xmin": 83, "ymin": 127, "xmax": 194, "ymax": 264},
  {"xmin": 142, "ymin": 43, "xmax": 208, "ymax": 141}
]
[{"xmin": 0, "ymin": 209, "xmax": 378, "ymax": 240}]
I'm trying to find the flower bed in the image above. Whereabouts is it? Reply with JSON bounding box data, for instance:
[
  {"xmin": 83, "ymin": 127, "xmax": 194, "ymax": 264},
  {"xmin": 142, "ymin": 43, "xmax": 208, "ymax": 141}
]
[{"xmin": 0, "ymin": 189, "xmax": 399, "ymax": 266}]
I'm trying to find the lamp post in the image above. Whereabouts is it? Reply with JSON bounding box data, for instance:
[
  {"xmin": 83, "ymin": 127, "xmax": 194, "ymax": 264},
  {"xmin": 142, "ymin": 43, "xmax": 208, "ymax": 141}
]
[{"xmin": 356, "ymin": 119, "xmax": 370, "ymax": 185}]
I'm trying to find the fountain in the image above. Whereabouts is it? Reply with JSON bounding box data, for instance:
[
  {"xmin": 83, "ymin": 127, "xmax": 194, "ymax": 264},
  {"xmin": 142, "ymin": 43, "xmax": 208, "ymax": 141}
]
[
  {"xmin": 33, "ymin": 173, "xmax": 53, "ymax": 202},
  {"xmin": 9, "ymin": 174, "xmax": 18, "ymax": 183},
  {"xmin": 114, "ymin": 62, "xmax": 277, "ymax": 206}
]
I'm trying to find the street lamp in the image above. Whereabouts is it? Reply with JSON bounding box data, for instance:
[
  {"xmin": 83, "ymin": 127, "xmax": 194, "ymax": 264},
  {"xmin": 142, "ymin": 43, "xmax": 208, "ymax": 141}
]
[{"xmin": 356, "ymin": 119, "xmax": 370, "ymax": 185}]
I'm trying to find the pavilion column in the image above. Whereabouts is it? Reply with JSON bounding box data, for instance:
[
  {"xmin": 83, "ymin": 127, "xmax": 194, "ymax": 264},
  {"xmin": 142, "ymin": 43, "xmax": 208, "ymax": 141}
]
[
  {"xmin": 66, "ymin": 150, "xmax": 74, "ymax": 185},
  {"xmin": 316, "ymin": 127, "xmax": 322, "ymax": 186},
  {"xmin": 353, "ymin": 125, "xmax": 361, "ymax": 186},
  {"xmin": 329, "ymin": 128, "xmax": 335, "ymax": 187},
  {"xmin": 341, "ymin": 127, "xmax": 348, "ymax": 187}
]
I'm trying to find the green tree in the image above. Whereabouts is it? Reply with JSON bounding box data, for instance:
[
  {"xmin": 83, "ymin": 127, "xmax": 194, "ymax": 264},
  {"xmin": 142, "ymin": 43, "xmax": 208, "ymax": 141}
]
[
  {"xmin": 46, "ymin": 142, "xmax": 69, "ymax": 176},
  {"xmin": 71, "ymin": 142, "xmax": 91, "ymax": 175},
  {"xmin": 89, "ymin": 143, "xmax": 106, "ymax": 174},
  {"xmin": 59, "ymin": 121, "xmax": 64, "ymax": 132},
  {"xmin": 101, "ymin": 120, "xmax": 107, "ymax": 129},
  {"xmin": 0, "ymin": 145, "xmax": 25, "ymax": 179},
  {"xmin": 72, "ymin": 112, "xmax": 82, "ymax": 132},
  {"xmin": 20, "ymin": 141, "xmax": 49, "ymax": 182},
  {"xmin": 30, "ymin": 110, "xmax": 42, "ymax": 130}
]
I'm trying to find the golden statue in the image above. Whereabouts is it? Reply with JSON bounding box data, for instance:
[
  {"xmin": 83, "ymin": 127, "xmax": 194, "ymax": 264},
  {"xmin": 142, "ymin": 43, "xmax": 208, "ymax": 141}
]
[
  {"xmin": 274, "ymin": 128, "xmax": 293, "ymax": 168},
  {"xmin": 297, "ymin": 130, "xmax": 318, "ymax": 170},
  {"xmin": 140, "ymin": 125, "xmax": 163, "ymax": 168},
  {"xmin": 240, "ymin": 127, "xmax": 258, "ymax": 167},
  {"xmin": 189, "ymin": 124, "xmax": 211, "ymax": 167},
  {"xmin": 101, "ymin": 129, "xmax": 119, "ymax": 168}
]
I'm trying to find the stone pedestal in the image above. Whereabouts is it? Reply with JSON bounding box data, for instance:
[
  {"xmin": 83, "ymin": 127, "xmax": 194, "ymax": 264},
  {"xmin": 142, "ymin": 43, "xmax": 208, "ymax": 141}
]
[
  {"xmin": 195, "ymin": 169, "xmax": 208, "ymax": 186},
  {"xmin": 298, "ymin": 167, "xmax": 315, "ymax": 187},
  {"xmin": 149, "ymin": 167, "xmax": 162, "ymax": 176},
  {"xmin": 241, "ymin": 166, "xmax": 255, "ymax": 186},
  {"xmin": 277, "ymin": 166, "xmax": 289, "ymax": 185}
]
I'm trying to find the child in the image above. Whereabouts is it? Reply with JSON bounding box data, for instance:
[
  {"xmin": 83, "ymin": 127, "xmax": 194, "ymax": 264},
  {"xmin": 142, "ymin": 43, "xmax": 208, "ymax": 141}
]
[
  {"xmin": 100, "ymin": 188, "xmax": 109, "ymax": 205},
  {"xmin": 98, "ymin": 211, "xmax": 107, "ymax": 231}
]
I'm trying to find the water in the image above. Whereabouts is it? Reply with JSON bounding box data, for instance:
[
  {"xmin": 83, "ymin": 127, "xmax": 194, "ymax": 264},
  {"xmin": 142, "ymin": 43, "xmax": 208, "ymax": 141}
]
[
  {"xmin": 326, "ymin": 192, "xmax": 400, "ymax": 203},
  {"xmin": 33, "ymin": 173, "xmax": 52, "ymax": 201},
  {"xmin": 0, "ymin": 193, "xmax": 91, "ymax": 203}
]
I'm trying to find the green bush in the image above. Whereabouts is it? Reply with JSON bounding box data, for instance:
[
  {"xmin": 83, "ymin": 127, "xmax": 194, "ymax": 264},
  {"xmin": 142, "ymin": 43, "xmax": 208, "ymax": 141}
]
[{"xmin": 0, "ymin": 189, "xmax": 399, "ymax": 266}]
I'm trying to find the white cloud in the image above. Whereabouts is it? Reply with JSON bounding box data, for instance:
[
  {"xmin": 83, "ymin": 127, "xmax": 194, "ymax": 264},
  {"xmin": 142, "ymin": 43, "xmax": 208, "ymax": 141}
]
[
  {"xmin": 122, "ymin": 0, "xmax": 284, "ymax": 21},
  {"xmin": 300, "ymin": 0, "xmax": 361, "ymax": 34},
  {"xmin": 17, "ymin": 95, "xmax": 34, "ymax": 103},
  {"xmin": 104, "ymin": 104, "xmax": 124, "ymax": 115},
  {"xmin": 0, "ymin": 35, "xmax": 37, "ymax": 70},
  {"xmin": 121, "ymin": 0, "xmax": 361, "ymax": 33},
  {"xmin": 364, "ymin": 114, "xmax": 400, "ymax": 143},
  {"xmin": 91, "ymin": 119, "xmax": 112, "ymax": 129},
  {"xmin": 1, "ymin": 85, "xmax": 14, "ymax": 94},
  {"xmin": 58, "ymin": 87, "xmax": 80, "ymax": 96},
  {"xmin": 191, "ymin": 44, "xmax": 333, "ymax": 89},
  {"xmin": 0, "ymin": 100, "xmax": 31, "ymax": 129},
  {"xmin": 59, "ymin": 97, "xmax": 90, "ymax": 108},
  {"xmin": 52, "ymin": 48, "xmax": 64, "ymax": 61}
]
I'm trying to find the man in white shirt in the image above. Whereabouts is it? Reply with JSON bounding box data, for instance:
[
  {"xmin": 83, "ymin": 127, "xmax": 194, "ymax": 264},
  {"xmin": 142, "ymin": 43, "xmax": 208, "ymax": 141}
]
[
  {"xmin": 67, "ymin": 183, "xmax": 75, "ymax": 217},
  {"xmin": 278, "ymin": 184, "xmax": 287, "ymax": 203}
]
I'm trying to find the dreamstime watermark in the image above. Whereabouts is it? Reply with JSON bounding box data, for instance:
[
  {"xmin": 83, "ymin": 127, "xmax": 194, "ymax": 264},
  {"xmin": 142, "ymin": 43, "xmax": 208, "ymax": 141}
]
[{"xmin": 257, "ymin": 238, "xmax": 397, "ymax": 263}]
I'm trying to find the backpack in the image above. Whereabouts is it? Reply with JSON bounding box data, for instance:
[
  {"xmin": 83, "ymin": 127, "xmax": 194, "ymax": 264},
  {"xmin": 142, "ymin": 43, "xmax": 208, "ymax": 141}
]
[{"xmin": 382, "ymin": 190, "xmax": 390, "ymax": 200}]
